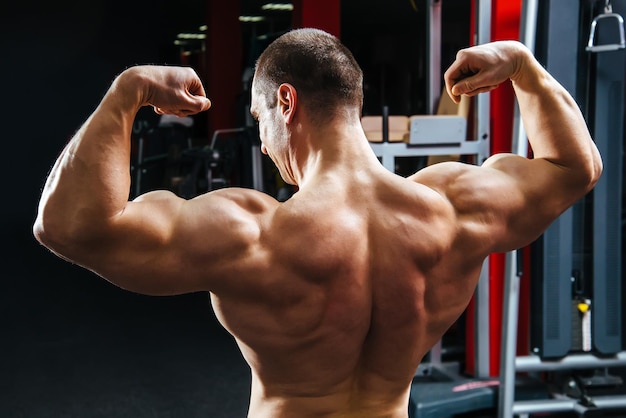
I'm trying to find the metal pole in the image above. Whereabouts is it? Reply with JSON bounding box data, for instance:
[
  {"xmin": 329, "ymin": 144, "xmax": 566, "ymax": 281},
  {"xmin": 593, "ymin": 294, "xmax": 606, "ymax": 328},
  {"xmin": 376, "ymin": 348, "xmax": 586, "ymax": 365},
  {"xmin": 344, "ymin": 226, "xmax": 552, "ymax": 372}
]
[
  {"xmin": 512, "ymin": 0, "xmax": 538, "ymax": 157},
  {"xmin": 251, "ymin": 145, "xmax": 264, "ymax": 192},
  {"xmin": 474, "ymin": 0, "xmax": 492, "ymax": 380},
  {"xmin": 425, "ymin": 0, "xmax": 443, "ymax": 366},
  {"xmin": 427, "ymin": 0, "xmax": 442, "ymax": 114},
  {"xmin": 498, "ymin": 251, "xmax": 520, "ymax": 418},
  {"xmin": 499, "ymin": 2, "xmax": 538, "ymax": 415}
]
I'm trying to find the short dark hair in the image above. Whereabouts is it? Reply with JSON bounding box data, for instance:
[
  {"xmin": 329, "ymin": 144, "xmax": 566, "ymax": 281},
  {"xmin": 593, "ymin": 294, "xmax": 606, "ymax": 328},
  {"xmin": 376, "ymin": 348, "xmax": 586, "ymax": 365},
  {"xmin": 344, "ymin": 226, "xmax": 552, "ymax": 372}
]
[{"xmin": 254, "ymin": 28, "xmax": 364, "ymax": 123}]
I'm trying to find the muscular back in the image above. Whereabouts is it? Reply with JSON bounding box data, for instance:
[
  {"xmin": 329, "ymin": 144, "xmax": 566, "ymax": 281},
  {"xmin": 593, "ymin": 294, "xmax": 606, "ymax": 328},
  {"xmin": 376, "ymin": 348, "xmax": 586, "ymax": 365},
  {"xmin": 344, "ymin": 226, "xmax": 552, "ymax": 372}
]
[{"xmin": 210, "ymin": 170, "xmax": 486, "ymax": 417}]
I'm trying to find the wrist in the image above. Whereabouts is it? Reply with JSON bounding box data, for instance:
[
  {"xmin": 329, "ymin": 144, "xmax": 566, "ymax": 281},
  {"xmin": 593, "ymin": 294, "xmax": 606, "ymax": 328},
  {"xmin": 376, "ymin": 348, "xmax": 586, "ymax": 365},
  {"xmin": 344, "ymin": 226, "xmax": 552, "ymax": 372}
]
[
  {"xmin": 510, "ymin": 45, "xmax": 549, "ymax": 92},
  {"xmin": 109, "ymin": 66, "xmax": 149, "ymax": 111},
  {"xmin": 507, "ymin": 41, "xmax": 534, "ymax": 83}
]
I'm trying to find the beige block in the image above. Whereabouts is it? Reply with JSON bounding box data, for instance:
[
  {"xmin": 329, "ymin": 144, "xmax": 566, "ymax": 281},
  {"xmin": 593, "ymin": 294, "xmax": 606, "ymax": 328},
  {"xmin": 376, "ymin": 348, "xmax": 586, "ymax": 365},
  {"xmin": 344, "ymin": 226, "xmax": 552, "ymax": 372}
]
[{"xmin": 361, "ymin": 115, "xmax": 409, "ymax": 143}]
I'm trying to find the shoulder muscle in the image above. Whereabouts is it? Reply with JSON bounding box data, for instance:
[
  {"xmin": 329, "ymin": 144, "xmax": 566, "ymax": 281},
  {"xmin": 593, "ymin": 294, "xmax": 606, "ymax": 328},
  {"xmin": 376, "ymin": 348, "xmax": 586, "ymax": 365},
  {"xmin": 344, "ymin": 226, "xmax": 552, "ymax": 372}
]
[{"xmin": 85, "ymin": 188, "xmax": 278, "ymax": 296}]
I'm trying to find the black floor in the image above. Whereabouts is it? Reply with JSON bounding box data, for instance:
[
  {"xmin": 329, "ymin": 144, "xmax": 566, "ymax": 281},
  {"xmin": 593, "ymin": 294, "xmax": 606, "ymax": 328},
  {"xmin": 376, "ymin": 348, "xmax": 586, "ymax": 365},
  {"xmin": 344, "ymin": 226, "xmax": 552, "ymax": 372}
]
[{"xmin": 2, "ymin": 232, "xmax": 251, "ymax": 418}]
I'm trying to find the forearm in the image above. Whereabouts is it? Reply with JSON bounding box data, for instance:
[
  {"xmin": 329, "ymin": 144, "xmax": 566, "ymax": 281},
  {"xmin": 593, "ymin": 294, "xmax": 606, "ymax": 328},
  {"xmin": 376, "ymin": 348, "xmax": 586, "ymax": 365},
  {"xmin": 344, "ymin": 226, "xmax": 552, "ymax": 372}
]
[
  {"xmin": 35, "ymin": 69, "xmax": 144, "ymax": 245},
  {"xmin": 512, "ymin": 47, "xmax": 602, "ymax": 185}
]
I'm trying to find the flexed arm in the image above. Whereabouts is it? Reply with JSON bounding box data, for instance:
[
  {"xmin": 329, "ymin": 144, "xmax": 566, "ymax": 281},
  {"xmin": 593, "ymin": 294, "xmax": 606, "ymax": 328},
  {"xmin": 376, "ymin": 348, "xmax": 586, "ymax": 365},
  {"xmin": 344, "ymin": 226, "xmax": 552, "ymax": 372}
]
[
  {"xmin": 413, "ymin": 41, "xmax": 602, "ymax": 255},
  {"xmin": 33, "ymin": 66, "xmax": 212, "ymax": 289},
  {"xmin": 446, "ymin": 40, "xmax": 602, "ymax": 187}
]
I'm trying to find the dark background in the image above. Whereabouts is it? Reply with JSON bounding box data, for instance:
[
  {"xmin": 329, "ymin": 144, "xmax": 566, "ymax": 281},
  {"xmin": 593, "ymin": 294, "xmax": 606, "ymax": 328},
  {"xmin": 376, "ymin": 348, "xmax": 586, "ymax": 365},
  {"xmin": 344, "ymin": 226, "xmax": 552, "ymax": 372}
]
[
  {"xmin": 1, "ymin": 1, "xmax": 253, "ymax": 417},
  {"xmin": 0, "ymin": 1, "xmax": 470, "ymax": 417}
]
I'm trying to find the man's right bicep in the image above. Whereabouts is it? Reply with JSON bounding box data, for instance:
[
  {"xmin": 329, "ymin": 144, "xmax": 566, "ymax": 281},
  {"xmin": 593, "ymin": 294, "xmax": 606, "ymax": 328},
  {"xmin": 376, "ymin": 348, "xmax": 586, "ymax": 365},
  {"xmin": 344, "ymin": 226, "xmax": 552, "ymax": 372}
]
[{"xmin": 84, "ymin": 191, "xmax": 252, "ymax": 295}]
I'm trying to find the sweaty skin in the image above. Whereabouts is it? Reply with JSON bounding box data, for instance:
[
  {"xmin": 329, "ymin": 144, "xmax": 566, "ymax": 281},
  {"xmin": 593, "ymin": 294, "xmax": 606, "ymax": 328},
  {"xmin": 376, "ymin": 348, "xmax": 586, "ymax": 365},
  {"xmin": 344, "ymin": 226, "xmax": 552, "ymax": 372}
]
[{"xmin": 34, "ymin": 40, "xmax": 601, "ymax": 418}]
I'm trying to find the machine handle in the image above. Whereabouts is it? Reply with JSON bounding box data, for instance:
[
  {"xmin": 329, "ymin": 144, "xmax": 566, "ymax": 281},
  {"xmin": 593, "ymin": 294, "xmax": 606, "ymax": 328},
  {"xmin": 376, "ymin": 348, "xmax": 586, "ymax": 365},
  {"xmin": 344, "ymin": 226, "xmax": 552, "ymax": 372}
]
[{"xmin": 586, "ymin": 2, "xmax": 626, "ymax": 53}]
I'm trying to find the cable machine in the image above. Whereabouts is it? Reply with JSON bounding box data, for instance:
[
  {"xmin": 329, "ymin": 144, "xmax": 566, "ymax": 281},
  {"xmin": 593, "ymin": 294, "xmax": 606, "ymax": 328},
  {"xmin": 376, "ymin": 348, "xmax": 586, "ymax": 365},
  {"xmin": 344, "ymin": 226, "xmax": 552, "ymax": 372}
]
[
  {"xmin": 407, "ymin": 1, "xmax": 626, "ymax": 417},
  {"xmin": 498, "ymin": 1, "xmax": 626, "ymax": 416}
]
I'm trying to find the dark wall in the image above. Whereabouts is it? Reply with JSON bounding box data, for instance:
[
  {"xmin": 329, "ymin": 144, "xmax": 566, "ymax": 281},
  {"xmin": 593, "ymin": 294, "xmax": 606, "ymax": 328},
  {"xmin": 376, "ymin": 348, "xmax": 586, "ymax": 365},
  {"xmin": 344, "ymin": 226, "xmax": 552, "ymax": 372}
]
[
  {"xmin": 1, "ymin": 0, "xmax": 205, "ymax": 253},
  {"xmin": 1, "ymin": 3, "xmax": 253, "ymax": 417},
  {"xmin": 0, "ymin": 0, "xmax": 211, "ymax": 310}
]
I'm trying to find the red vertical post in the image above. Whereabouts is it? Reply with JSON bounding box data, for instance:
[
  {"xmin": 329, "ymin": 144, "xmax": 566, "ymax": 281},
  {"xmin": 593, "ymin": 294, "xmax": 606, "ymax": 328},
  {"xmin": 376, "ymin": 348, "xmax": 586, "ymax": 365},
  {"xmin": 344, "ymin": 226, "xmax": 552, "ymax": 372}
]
[
  {"xmin": 205, "ymin": 0, "xmax": 242, "ymax": 136},
  {"xmin": 488, "ymin": 0, "xmax": 522, "ymax": 377},
  {"xmin": 291, "ymin": 0, "xmax": 341, "ymax": 38},
  {"xmin": 465, "ymin": 0, "xmax": 522, "ymax": 378}
]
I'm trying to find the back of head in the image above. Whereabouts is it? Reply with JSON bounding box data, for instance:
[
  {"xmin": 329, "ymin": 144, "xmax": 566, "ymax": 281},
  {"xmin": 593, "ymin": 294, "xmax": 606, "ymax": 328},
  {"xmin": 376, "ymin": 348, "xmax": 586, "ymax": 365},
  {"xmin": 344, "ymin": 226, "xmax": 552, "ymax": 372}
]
[{"xmin": 254, "ymin": 28, "xmax": 364, "ymax": 124}]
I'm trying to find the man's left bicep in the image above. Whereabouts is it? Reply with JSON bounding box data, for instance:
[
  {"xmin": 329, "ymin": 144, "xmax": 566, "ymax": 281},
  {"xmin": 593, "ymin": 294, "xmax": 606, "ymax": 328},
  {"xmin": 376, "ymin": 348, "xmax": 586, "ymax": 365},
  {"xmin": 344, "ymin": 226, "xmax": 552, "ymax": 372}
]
[{"xmin": 481, "ymin": 157, "xmax": 575, "ymax": 252}]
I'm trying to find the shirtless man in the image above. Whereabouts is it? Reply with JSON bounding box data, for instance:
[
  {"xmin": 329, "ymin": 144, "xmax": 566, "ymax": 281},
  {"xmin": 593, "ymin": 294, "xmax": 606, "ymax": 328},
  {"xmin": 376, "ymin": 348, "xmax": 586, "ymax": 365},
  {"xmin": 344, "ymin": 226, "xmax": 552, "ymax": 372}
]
[{"xmin": 34, "ymin": 28, "xmax": 602, "ymax": 417}]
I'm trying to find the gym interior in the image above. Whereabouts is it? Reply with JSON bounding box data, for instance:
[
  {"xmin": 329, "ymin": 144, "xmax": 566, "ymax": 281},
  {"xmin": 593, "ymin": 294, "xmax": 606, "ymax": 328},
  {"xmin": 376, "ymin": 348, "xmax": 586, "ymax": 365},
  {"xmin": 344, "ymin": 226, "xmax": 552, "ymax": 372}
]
[{"xmin": 2, "ymin": 0, "xmax": 625, "ymax": 417}]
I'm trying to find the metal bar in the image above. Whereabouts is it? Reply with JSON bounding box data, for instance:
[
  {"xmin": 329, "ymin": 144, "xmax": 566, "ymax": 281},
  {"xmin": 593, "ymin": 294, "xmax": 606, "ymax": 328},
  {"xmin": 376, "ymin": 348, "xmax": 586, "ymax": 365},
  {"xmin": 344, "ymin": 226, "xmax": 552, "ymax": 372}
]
[
  {"xmin": 427, "ymin": 0, "xmax": 442, "ymax": 114},
  {"xmin": 514, "ymin": 395, "xmax": 626, "ymax": 415},
  {"xmin": 369, "ymin": 140, "xmax": 486, "ymax": 173},
  {"xmin": 251, "ymin": 144, "xmax": 264, "ymax": 192},
  {"xmin": 210, "ymin": 127, "xmax": 246, "ymax": 149},
  {"xmin": 140, "ymin": 153, "xmax": 170, "ymax": 164},
  {"xmin": 515, "ymin": 352, "xmax": 626, "ymax": 372},
  {"xmin": 512, "ymin": 399, "xmax": 577, "ymax": 414},
  {"xmin": 592, "ymin": 396, "xmax": 626, "ymax": 409},
  {"xmin": 512, "ymin": 0, "xmax": 538, "ymax": 158},
  {"xmin": 474, "ymin": 0, "xmax": 492, "ymax": 379},
  {"xmin": 586, "ymin": 13, "xmax": 626, "ymax": 52},
  {"xmin": 429, "ymin": 340, "xmax": 443, "ymax": 365},
  {"xmin": 498, "ymin": 250, "xmax": 520, "ymax": 418},
  {"xmin": 498, "ymin": 2, "xmax": 539, "ymax": 417},
  {"xmin": 369, "ymin": 140, "xmax": 484, "ymax": 156}
]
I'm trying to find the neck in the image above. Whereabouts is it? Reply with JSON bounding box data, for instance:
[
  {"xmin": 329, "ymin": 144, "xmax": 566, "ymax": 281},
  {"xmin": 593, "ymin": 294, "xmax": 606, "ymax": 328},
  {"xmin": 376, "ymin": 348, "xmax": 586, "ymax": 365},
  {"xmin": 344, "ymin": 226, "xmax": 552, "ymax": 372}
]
[{"xmin": 288, "ymin": 117, "xmax": 382, "ymax": 188}]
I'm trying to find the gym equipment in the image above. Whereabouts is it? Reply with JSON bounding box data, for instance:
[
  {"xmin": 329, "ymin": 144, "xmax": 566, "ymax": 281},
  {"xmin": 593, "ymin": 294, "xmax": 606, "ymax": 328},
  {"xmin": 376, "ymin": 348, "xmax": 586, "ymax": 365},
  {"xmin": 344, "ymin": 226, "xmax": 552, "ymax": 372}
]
[
  {"xmin": 408, "ymin": 364, "xmax": 498, "ymax": 418},
  {"xmin": 131, "ymin": 115, "xmax": 194, "ymax": 198},
  {"xmin": 587, "ymin": 0, "xmax": 624, "ymax": 357},
  {"xmin": 175, "ymin": 127, "xmax": 259, "ymax": 198},
  {"xmin": 498, "ymin": 1, "xmax": 626, "ymax": 416},
  {"xmin": 586, "ymin": 0, "xmax": 625, "ymax": 52},
  {"xmin": 131, "ymin": 116, "xmax": 260, "ymax": 199},
  {"xmin": 362, "ymin": 92, "xmax": 469, "ymax": 146},
  {"xmin": 407, "ymin": 1, "xmax": 626, "ymax": 416}
]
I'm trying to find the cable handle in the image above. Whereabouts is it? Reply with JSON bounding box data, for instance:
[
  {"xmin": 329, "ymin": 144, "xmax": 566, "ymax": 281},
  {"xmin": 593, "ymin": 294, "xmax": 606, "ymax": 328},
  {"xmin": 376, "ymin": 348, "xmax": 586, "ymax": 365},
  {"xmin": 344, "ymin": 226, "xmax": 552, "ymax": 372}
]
[{"xmin": 586, "ymin": 1, "xmax": 626, "ymax": 53}]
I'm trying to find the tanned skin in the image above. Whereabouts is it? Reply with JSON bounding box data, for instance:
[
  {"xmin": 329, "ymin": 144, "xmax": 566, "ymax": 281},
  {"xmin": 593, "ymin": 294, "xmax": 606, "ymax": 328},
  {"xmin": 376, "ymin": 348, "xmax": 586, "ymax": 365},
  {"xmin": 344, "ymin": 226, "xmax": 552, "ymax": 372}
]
[{"xmin": 34, "ymin": 33, "xmax": 601, "ymax": 417}]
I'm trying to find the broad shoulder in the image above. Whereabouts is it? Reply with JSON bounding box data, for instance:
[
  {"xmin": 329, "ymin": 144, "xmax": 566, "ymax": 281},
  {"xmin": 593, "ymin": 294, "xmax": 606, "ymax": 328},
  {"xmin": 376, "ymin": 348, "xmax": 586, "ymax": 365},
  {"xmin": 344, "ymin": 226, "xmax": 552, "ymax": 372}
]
[
  {"xmin": 180, "ymin": 187, "xmax": 280, "ymax": 249},
  {"xmin": 172, "ymin": 188, "xmax": 280, "ymax": 294},
  {"xmin": 408, "ymin": 157, "xmax": 550, "ymax": 256},
  {"xmin": 408, "ymin": 161, "xmax": 477, "ymax": 192},
  {"xmin": 67, "ymin": 188, "xmax": 280, "ymax": 296},
  {"xmin": 190, "ymin": 187, "xmax": 280, "ymax": 215},
  {"xmin": 132, "ymin": 187, "xmax": 279, "ymax": 238}
]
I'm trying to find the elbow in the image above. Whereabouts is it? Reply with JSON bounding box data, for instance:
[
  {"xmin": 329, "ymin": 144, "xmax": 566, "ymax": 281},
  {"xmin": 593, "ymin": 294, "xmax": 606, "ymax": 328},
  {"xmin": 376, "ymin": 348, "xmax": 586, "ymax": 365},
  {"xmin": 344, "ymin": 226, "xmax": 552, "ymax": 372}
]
[
  {"xmin": 586, "ymin": 150, "xmax": 603, "ymax": 192},
  {"xmin": 571, "ymin": 144, "xmax": 604, "ymax": 195},
  {"xmin": 32, "ymin": 216, "xmax": 45, "ymax": 246},
  {"xmin": 32, "ymin": 208, "xmax": 83, "ymax": 258},
  {"xmin": 33, "ymin": 211, "xmax": 66, "ymax": 253}
]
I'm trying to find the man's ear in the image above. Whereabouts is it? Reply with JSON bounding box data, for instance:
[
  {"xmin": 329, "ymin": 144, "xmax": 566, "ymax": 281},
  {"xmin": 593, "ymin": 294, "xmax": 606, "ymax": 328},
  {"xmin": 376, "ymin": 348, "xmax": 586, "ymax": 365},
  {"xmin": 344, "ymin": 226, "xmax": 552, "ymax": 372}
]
[{"xmin": 277, "ymin": 83, "xmax": 297, "ymax": 124}]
